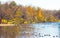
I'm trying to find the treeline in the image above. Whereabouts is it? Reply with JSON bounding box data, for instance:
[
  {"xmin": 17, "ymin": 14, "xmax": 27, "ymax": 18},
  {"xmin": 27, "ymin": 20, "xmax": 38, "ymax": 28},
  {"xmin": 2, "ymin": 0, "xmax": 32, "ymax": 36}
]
[{"xmin": 0, "ymin": 1, "xmax": 60, "ymax": 24}]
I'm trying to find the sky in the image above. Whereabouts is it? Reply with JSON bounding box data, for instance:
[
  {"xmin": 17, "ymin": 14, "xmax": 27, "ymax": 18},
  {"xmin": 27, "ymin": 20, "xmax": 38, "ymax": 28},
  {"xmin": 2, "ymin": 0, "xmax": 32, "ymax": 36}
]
[{"xmin": 0, "ymin": 0, "xmax": 60, "ymax": 10}]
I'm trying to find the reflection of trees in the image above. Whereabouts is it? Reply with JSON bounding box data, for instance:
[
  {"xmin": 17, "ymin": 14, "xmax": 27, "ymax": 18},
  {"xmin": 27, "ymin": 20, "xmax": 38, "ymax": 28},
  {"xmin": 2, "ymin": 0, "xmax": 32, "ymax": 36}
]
[
  {"xmin": 22, "ymin": 24, "xmax": 34, "ymax": 38},
  {"xmin": 0, "ymin": 24, "xmax": 34, "ymax": 38}
]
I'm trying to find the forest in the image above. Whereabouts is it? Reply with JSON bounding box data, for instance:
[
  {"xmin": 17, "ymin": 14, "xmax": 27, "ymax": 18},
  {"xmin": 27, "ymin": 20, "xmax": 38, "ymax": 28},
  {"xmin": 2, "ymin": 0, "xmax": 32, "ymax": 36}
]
[
  {"xmin": 0, "ymin": 1, "xmax": 60, "ymax": 24},
  {"xmin": 0, "ymin": 1, "xmax": 60, "ymax": 38}
]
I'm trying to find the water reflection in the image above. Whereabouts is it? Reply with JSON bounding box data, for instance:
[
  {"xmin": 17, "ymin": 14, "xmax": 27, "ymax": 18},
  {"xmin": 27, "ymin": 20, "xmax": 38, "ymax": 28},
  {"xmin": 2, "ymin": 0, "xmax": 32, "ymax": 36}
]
[
  {"xmin": 17, "ymin": 23, "xmax": 60, "ymax": 38},
  {"xmin": 31, "ymin": 23, "xmax": 60, "ymax": 38},
  {"xmin": 0, "ymin": 23, "xmax": 60, "ymax": 38}
]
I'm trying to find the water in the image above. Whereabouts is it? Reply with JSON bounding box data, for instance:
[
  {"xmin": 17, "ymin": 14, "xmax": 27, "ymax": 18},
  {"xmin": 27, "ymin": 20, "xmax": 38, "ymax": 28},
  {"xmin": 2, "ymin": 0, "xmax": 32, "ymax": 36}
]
[
  {"xmin": 0, "ymin": 22, "xmax": 60, "ymax": 38},
  {"xmin": 32, "ymin": 22, "xmax": 60, "ymax": 38},
  {"xmin": 20, "ymin": 22, "xmax": 60, "ymax": 38}
]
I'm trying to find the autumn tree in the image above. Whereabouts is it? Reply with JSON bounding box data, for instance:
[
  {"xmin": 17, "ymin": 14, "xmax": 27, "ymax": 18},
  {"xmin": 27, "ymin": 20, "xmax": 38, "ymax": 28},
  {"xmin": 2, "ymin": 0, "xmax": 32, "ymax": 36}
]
[{"xmin": 37, "ymin": 7, "xmax": 45, "ymax": 22}]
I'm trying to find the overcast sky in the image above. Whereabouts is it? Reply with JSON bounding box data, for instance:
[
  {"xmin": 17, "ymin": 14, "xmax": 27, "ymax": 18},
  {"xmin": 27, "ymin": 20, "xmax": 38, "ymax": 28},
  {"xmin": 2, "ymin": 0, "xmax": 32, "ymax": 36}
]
[{"xmin": 0, "ymin": 0, "xmax": 60, "ymax": 10}]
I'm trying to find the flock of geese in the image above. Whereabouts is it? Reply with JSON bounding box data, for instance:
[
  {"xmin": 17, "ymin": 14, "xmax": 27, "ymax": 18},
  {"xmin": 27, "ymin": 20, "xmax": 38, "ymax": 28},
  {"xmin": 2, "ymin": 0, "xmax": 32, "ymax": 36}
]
[{"xmin": 31, "ymin": 32, "xmax": 59, "ymax": 38}]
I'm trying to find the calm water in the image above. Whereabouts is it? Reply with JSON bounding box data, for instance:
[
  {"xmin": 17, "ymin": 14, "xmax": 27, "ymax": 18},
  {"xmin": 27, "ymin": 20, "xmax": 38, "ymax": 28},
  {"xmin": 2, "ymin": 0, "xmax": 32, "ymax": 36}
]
[
  {"xmin": 0, "ymin": 22, "xmax": 60, "ymax": 38},
  {"xmin": 19, "ymin": 22, "xmax": 60, "ymax": 38}
]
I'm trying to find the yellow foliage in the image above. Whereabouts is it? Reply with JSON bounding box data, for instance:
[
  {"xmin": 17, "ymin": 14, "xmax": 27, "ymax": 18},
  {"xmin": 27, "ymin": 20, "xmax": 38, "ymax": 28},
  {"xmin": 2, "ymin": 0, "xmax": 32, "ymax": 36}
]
[
  {"xmin": 24, "ymin": 21, "xmax": 28, "ymax": 24},
  {"xmin": 7, "ymin": 19, "xmax": 14, "ymax": 24},
  {"xmin": 32, "ymin": 22, "xmax": 36, "ymax": 24},
  {"xmin": 2, "ymin": 19, "xmax": 8, "ymax": 24},
  {"xmin": 26, "ymin": 6, "xmax": 34, "ymax": 16},
  {"xmin": 37, "ymin": 8, "xmax": 45, "ymax": 22},
  {"xmin": 15, "ymin": 9, "xmax": 22, "ymax": 17},
  {"xmin": 8, "ymin": 21, "xmax": 13, "ymax": 24}
]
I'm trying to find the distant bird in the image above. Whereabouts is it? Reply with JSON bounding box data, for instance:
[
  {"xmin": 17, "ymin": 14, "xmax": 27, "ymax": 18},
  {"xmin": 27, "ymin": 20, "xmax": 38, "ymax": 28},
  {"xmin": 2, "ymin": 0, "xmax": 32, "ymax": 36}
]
[
  {"xmin": 56, "ymin": 35, "xmax": 58, "ymax": 37},
  {"xmin": 53, "ymin": 36, "xmax": 55, "ymax": 37}
]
